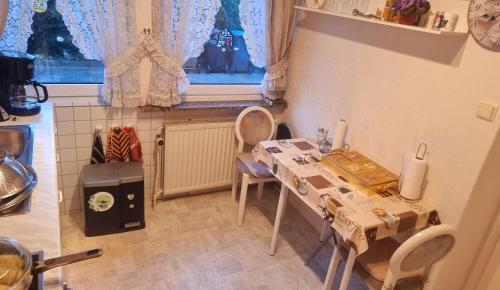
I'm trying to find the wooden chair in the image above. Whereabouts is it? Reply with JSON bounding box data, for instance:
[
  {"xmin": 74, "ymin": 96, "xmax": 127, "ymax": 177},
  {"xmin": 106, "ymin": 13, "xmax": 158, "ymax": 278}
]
[
  {"xmin": 341, "ymin": 224, "xmax": 457, "ymax": 290},
  {"xmin": 231, "ymin": 106, "xmax": 277, "ymax": 226}
]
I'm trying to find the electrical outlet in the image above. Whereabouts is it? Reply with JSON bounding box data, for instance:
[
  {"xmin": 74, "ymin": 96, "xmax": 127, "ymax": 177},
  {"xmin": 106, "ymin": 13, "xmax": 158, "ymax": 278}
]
[{"xmin": 477, "ymin": 102, "xmax": 498, "ymax": 122}]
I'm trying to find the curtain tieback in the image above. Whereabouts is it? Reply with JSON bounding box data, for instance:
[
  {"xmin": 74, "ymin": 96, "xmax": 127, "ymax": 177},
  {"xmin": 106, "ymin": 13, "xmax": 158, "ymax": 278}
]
[
  {"xmin": 144, "ymin": 35, "xmax": 186, "ymax": 79},
  {"xmin": 266, "ymin": 57, "xmax": 288, "ymax": 81},
  {"xmin": 105, "ymin": 34, "xmax": 185, "ymax": 79}
]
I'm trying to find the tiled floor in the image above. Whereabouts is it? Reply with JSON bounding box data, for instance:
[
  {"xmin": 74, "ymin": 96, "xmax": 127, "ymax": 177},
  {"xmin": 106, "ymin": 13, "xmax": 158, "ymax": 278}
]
[{"xmin": 60, "ymin": 186, "xmax": 369, "ymax": 290}]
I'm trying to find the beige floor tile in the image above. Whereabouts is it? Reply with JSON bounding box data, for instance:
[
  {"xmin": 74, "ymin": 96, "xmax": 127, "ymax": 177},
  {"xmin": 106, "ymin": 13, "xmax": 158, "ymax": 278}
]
[{"xmin": 60, "ymin": 186, "xmax": 369, "ymax": 290}]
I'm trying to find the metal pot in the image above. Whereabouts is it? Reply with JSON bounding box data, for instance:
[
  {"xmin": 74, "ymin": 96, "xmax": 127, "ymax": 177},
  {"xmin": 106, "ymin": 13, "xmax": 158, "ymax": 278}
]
[
  {"xmin": 0, "ymin": 149, "xmax": 37, "ymax": 214},
  {"xmin": 0, "ymin": 237, "xmax": 103, "ymax": 290},
  {"xmin": 0, "ymin": 150, "xmax": 35, "ymax": 200}
]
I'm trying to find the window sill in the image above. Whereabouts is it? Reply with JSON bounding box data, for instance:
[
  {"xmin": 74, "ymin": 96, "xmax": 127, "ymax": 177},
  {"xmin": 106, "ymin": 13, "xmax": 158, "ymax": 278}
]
[{"xmin": 143, "ymin": 99, "xmax": 287, "ymax": 114}]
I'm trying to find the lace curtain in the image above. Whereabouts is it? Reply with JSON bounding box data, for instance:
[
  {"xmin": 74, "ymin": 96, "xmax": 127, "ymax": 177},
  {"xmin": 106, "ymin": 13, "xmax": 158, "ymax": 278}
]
[
  {"xmin": 0, "ymin": 1, "xmax": 34, "ymax": 52},
  {"xmin": 149, "ymin": 0, "xmax": 221, "ymax": 107},
  {"xmin": 56, "ymin": 0, "xmax": 142, "ymax": 107},
  {"xmin": 239, "ymin": 0, "xmax": 267, "ymax": 69},
  {"xmin": 0, "ymin": 1, "xmax": 8, "ymax": 40},
  {"xmin": 262, "ymin": 0, "xmax": 297, "ymax": 103}
]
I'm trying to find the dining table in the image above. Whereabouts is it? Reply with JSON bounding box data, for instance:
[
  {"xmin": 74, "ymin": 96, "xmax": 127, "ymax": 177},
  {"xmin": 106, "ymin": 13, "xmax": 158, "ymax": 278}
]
[{"xmin": 252, "ymin": 138, "xmax": 441, "ymax": 290}]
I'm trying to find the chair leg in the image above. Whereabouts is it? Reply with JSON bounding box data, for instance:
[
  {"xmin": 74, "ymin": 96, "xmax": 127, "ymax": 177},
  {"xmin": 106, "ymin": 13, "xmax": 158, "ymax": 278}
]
[
  {"xmin": 279, "ymin": 186, "xmax": 288, "ymax": 220},
  {"xmin": 236, "ymin": 173, "xmax": 250, "ymax": 226},
  {"xmin": 231, "ymin": 170, "xmax": 240, "ymax": 201},
  {"xmin": 382, "ymin": 268, "xmax": 400, "ymax": 290},
  {"xmin": 323, "ymin": 244, "xmax": 341, "ymax": 290},
  {"xmin": 338, "ymin": 247, "xmax": 357, "ymax": 290},
  {"xmin": 256, "ymin": 182, "xmax": 264, "ymax": 199}
]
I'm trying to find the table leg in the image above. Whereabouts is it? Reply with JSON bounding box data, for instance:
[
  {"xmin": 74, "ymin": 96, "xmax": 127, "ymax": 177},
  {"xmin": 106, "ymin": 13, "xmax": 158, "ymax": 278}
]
[
  {"xmin": 338, "ymin": 247, "xmax": 357, "ymax": 290},
  {"xmin": 269, "ymin": 183, "xmax": 289, "ymax": 256},
  {"xmin": 323, "ymin": 244, "xmax": 341, "ymax": 290},
  {"xmin": 320, "ymin": 220, "xmax": 332, "ymax": 242}
]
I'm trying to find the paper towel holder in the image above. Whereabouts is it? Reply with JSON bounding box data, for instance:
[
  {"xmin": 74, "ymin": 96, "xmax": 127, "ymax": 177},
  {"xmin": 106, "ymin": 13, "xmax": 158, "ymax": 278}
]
[{"xmin": 415, "ymin": 143, "xmax": 428, "ymax": 160}]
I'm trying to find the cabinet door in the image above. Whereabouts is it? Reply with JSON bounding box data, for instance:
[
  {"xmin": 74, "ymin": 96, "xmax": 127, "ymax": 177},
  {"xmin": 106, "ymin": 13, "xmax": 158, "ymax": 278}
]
[{"xmin": 119, "ymin": 181, "xmax": 145, "ymax": 230}]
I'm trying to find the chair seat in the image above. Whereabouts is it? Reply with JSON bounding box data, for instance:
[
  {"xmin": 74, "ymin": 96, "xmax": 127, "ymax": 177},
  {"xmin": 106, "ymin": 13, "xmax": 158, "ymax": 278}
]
[
  {"xmin": 338, "ymin": 237, "xmax": 425, "ymax": 290},
  {"xmin": 236, "ymin": 153, "xmax": 274, "ymax": 178},
  {"xmin": 357, "ymin": 237, "xmax": 425, "ymax": 281}
]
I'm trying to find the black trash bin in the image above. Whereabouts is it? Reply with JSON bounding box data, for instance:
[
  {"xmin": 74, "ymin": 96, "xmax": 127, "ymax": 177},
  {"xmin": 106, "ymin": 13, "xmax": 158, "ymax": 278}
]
[{"xmin": 81, "ymin": 162, "xmax": 145, "ymax": 237}]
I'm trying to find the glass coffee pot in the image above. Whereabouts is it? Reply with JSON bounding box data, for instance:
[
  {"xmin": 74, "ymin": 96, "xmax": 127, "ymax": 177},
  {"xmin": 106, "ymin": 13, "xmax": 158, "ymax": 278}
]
[{"xmin": 8, "ymin": 81, "xmax": 48, "ymax": 116}]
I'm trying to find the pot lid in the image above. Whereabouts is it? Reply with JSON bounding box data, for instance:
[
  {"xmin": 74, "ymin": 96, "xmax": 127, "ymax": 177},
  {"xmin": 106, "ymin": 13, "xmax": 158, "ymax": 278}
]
[
  {"xmin": 0, "ymin": 150, "xmax": 34, "ymax": 200},
  {"xmin": 0, "ymin": 236, "xmax": 32, "ymax": 287}
]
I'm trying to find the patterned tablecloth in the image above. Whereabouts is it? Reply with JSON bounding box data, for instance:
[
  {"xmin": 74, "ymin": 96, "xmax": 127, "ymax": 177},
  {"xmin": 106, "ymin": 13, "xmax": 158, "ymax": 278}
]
[{"xmin": 252, "ymin": 138, "xmax": 440, "ymax": 255}]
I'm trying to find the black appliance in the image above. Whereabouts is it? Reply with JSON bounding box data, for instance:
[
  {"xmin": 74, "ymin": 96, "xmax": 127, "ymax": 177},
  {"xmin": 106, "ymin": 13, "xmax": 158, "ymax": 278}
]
[
  {"xmin": 81, "ymin": 162, "xmax": 145, "ymax": 237},
  {"xmin": 0, "ymin": 50, "xmax": 49, "ymax": 117}
]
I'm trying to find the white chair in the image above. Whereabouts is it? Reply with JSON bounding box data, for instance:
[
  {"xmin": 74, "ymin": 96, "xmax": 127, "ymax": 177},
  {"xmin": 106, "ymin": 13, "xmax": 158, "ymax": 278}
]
[
  {"xmin": 343, "ymin": 224, "xmax": 457, "ymax": 290},
  {"xmin": 231, "ymin": 106, "xmax": 277, "ymax": 226}
]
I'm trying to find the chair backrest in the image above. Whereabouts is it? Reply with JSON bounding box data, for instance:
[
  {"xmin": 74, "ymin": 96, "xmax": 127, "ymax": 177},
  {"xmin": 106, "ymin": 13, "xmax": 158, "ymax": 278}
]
[
  {"xmin": 276, "ymin": 123, "xmax": 294, "ymax": 140},
  {"xmin": 383, "ymin": 224, "xmax": 457, "ymax": 289},
  {"xmin": 235, "ymin": 106, "xmax": 275, "ymax": 153}
]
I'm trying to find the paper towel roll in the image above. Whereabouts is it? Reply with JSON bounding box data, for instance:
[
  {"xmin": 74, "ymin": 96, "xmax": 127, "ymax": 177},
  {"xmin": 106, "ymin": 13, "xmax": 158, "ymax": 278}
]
[
  {"xmin": 400, "ymin": 156, "xmax": 428, "ymax": 200},
  {"xmin": 333, "ymin": 119, "xmax": 347, "ymax": 149}
]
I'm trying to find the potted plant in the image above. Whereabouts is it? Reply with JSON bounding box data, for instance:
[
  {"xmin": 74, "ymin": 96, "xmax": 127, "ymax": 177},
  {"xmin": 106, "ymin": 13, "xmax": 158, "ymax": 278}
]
[{"xmin": 394, "ymin": 0, "xmax": 431, "ymax": 25}]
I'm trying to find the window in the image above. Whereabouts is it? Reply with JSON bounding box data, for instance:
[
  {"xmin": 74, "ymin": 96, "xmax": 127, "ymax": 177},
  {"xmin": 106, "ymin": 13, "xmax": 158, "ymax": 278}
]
[
  {"xmin": 27, "ymin": 0, "xmax": 104, "ymax": 84},
  {"xmin": 183, "ymin": 0, "xmax": 265, "ymax": 86}
]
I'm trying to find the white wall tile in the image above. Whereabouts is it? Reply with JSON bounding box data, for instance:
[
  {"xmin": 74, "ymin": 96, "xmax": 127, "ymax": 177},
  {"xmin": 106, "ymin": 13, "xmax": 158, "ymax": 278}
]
[
  {"xmin": 107, "ymin": 120, "xmax": 123, "ymax": 131},
  {"xmin": 56, "ymin": 107, "xmax": 74, "ymax": 121},
  {"xmin": 91, "ymin": 120, "xmax": 107, "ymax": 133},
  {"xmin": 143, "ymin": 154, "xmax": 152, "ymax": 166},
  {"xmin": 122, "ymin": 108, "xmax": 138, "ymax": 119},
  {"xmin": 75, "ymin": 134, "xmax": 92, "ymax": 148},
  {"xmin": 137, "ymin": 130, "xmax": 151, "ymax": 143},
  {"xmin": 137, "ymin": 119, "xmax": 151, "ymax": 131},
  {"xmin": 151, "ymin": 118, "xmax": 164, "ymax": 130},
  {"xmin": 123, "ymin": 119, "xmax": 137, "ymax": 129},
  {"xmin": 77, "ymin": 147, "xmax": 91, "ymax": 161},
  {"xmin": 63, "ymin": 186, "xmax": 80, "ymax": 200},
  {"xmin": 74, "ymin": 107, "xmax": 91, "ymax": 121},
  {"xmin": 143, "ymin": 166, "xmax": 151, "ymax": 178},
  {"xmin": 57, "ymin": 121, "xmax": 75, "ymax": 136},
  {"xmin": 151, "ymin": 111, "xmax": 165, "ymax": 118},
  {"xmin": 90, "ymin": 106, "xmax": 107, "ymax": 120},
  {"xmin": 77, "ymin": 160, "xmax": 88, "ymax": 173},
  {"xmin": 107, "ymin": 107, "xmax": 122, "ymax": 120},
  {"xmin": 137, "ymin": 110, "xmax": 151, "ymax": 119},
  {"xmin": 60, "ymin": 161, "xmax": 78, "ymax": 175},
  {"xmin": 142, "ymin": 142, "xmax": 152, "ymax": 155},
  {"xmin": 64, "ymin": 198, "xmax": 81, "ymax": 213},
  {"xmin": 62, "ymin": 174, "xmax": 79, "ymax": 188},
  {"xmin": 58, "ymin": 135, "xmax": 76, "ymax": 149},
  {"xmin": 74, "ymin": 120, "xmax": 91, "ymax": 134},
  {"xmin": 59, "ymin": 148, "xmax": 77, "ymax": 162}
]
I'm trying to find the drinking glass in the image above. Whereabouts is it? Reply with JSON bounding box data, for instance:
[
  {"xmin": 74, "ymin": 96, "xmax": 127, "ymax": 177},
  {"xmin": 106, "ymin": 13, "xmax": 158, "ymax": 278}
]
[
  {"xmin": 317, "ymin": 128, "xmax": 329, "ymax": 146},
  {"xmin": 319, "ymin": 137, "xmax": 333, "ymax": 154}
]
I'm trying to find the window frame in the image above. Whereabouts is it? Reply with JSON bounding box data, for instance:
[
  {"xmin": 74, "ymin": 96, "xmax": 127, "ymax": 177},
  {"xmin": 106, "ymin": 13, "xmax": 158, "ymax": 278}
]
[{"xmin": 45, "ymin": 83, "xmax": 263, "ymax": 106}]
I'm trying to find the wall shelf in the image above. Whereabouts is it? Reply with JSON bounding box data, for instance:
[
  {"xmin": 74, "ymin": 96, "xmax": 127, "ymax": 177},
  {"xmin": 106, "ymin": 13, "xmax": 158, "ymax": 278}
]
[{"xmin": 295, "ymin": 5, "xmax": 469, "ymax": 36}]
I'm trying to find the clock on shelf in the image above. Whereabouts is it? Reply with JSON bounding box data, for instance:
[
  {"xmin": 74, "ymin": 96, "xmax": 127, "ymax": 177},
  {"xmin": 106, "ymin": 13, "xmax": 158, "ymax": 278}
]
[{"xmin": 468, "ymin": 0, "xmax": 500, "ymax": 51}]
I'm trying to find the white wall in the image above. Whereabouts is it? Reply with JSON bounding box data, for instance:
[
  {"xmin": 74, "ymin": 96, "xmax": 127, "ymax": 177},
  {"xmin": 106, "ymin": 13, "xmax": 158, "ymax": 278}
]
[{"xmin": 283, "ymin": 1, "xmax": 500, "ymax": 288}]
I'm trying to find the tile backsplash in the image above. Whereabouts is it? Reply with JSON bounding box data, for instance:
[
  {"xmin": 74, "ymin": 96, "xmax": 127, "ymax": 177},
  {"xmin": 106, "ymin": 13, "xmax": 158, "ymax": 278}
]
[{"xmin": 55, "ymin": 106, "xmax": 164, "ymax": 215}]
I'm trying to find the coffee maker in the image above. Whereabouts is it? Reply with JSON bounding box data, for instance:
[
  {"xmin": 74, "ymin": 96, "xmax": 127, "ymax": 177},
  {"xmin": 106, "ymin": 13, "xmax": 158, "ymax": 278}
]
[{"xmin": 0, "ymin": 50, "xmax": 49, "ymax": 119}]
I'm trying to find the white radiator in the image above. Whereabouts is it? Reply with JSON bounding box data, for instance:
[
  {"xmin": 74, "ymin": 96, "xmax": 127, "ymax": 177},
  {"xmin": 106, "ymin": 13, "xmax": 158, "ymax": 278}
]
[{"xmin": 162, "ymin": 122, "xmax": 236, "ymax": 198}]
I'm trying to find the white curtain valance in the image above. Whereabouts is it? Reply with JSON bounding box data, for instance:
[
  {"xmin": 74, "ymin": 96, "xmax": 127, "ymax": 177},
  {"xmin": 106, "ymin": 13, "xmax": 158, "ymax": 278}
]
[
  {"xmin": 56, "ymin": 0, "xmax": 141, "ymax": 108},
  {"xmin": 0, "ymin": 1, "xmax": 33, "ymax": 52}
]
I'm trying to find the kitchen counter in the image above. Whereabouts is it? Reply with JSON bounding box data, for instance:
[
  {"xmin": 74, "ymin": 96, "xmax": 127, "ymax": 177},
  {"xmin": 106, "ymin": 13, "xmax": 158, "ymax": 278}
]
[{"xmin": 0, "ymin": 103, "xmax": 62, "ymax": 289}]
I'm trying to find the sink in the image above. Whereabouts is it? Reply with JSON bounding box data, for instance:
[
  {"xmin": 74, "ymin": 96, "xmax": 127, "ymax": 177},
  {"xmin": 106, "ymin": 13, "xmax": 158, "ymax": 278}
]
[{"xmin": 0, "ymin": 125, "xmax": 33, "ymax": 165}]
